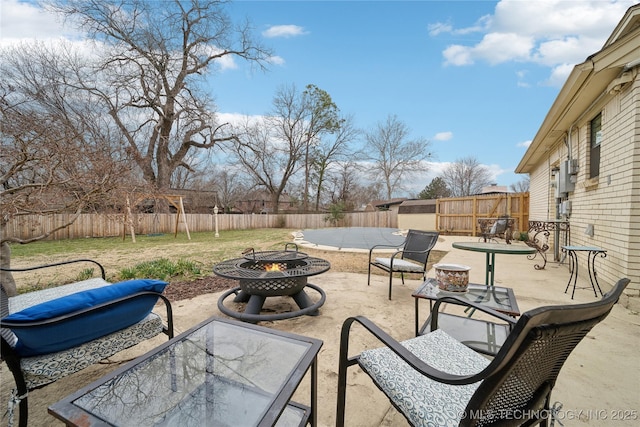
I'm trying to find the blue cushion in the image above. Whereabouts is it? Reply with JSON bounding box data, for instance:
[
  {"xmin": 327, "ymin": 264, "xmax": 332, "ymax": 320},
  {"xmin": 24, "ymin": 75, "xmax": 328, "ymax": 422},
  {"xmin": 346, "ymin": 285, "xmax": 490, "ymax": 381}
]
[{"xmin": 5, "ymin": 279, "xmax": 168, "ymax": 356}]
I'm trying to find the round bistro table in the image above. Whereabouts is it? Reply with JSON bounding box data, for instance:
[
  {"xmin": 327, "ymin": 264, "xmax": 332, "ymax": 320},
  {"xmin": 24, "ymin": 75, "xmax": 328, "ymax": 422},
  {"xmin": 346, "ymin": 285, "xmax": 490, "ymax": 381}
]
[{"xmin": 452, "ymin": 242, "xmax": 537, "ymax": 287}]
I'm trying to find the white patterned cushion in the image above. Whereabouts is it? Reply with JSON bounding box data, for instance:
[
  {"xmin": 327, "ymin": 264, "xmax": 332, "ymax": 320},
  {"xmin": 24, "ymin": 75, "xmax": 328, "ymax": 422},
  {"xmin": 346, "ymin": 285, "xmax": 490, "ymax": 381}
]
[
  {"xmin": 20, "ymin": 312, "xmax": 163, "ymax": 389},
  {"xmin": 374, "ymin": 257, "xmax": 424, "ymax": 272},
  {"xmin": 358, "ymin": 329, "xmax": 489, "ymax": 427},
  {"xmin": 9, "ymin": 278, "xmax": 111, "ymax": 313}
]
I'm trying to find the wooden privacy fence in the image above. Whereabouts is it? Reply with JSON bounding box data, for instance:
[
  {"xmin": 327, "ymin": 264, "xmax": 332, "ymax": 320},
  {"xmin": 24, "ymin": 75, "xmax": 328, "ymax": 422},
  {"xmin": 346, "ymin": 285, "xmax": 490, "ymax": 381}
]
[
  {"xmin": 436, "ymin": 193, "xmax": 529, "ymax": 238},
  {"xmin": 4, "ymin": 211, "xmax": 397, "ymax": 241}
]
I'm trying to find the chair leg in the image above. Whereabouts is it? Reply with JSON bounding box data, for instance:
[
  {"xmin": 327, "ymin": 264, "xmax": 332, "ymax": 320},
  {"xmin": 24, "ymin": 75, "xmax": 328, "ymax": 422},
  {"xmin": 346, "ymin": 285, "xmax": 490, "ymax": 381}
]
[
  {"xmin": 367, "ymin": 263, "xmax": 372, "ymax": 287},
  {"xmin": 388, "ymin": 272, "xmax": 393, "ymax": 300},
  {"xmin": 3, "ymin": 355, "xmax": 29, "ymax": 427},
  {"xmin": 17, "ymin": 390, "xmax": 28, "ymax": 427},
  {"xmin": 336, "ymin": 319, "xmax": 357, "ymax": 427},
  {"xmin": 336, "ymin": 362, "xmax": 349, "ymax": 427}
]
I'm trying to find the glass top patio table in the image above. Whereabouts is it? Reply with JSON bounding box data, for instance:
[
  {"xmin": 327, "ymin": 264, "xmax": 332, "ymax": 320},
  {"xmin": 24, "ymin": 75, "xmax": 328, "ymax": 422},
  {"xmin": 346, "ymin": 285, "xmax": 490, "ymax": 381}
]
[
  {"xmin": 412, "ymin": 278, "xmax": 520, "ymax": 337},
  {"xmin": 49, "ymin": 316, "xmax": 323, "ymax": 427},
  {"xmin": 452, "ymin": 242, "xmax": 536, "ymax": 287}
]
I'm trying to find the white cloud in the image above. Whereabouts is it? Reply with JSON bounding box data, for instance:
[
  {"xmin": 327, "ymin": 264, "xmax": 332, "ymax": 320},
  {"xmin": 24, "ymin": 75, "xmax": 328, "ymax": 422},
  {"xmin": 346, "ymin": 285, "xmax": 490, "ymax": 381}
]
[
  {"xmin": 0, "ymin": 1, "xmax": 243, "ymax": 72},
  {"xmin": 443, "ymin": 44, "xmax": 474, "ymax": 66},
  {"xmin": 1, "ymin": 0, "xmax": 61, "ymax": 38},
  {"xmin": 473, "ymin": 32, "xmax": 534, "ymax": 65},
  {"xmin": 427, "ymin": 22, "xmax": 453, "ymax": 36},
  {"xmin": 216, "ymin": 112, "xmax": 265, "ymax": 127},
  {"xmin": 516, "ymin": 70, "xmax": 530, "ymax": 87},
  {"xmin": 429, "ymin": 15, "xmax": 492, "ymax": 37},
  {"xmin": 433, "ymin": 131, "xmax": 453, "ymax": 141},
  {"xmin": 544, "ymin": 63, "xmax": 575, "ymax": 87},
  {"xmin": 268, "ymin": 55, "xmax": 285, "ymax": 66},
  {"xmin": 432, "ymin": 0, "xmax": 640, "ymax": 84},
  {"xmin": 0, "ymin": 0, "xmax": 83, "ymax": 47},
  {"xmin": 262, "ymin": 25, "xmax": 307, "ymax": 38},
  {"xmin": 517, "ymin": 140, "xmax": 532, "ymax": 148},
  {"xmin": 486, "ymin": 163, "xmax": 510, "ymax": 181},
  {"xmin": 444, "ymin": 32, "xmax": 533, "ymax": 66},
  {"xmin": 426, "ymin": 161, "xmax": 450, "ymax": 177}
]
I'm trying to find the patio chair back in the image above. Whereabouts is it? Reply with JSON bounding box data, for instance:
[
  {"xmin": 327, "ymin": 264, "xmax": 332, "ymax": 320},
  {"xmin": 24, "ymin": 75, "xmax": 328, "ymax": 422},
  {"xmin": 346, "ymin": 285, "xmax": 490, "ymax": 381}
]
[
  {"xmin": 401, "ymin": 230, "xmax": 439, "ymax": 265},
  {"xmin": 492, "ymin": 218, "xmax": 508, "ymax": 234},
  {"xmin": 460, "ymin": 277, "xmax": 630, "ymax": 426}
]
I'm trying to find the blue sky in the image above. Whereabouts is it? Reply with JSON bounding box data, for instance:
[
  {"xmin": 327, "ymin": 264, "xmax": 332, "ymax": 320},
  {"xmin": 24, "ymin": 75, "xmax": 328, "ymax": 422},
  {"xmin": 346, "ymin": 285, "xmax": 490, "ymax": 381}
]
[{"xmin": 2, "ymin": 0, "xmax": 639, "ymax": 195}]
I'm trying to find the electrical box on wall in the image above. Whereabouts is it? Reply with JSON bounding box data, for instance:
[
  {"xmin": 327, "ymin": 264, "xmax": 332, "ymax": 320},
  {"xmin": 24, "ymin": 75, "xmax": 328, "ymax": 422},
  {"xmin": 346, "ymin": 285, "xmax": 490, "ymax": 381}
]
[
  {"xmin": 560, "ymin": 200, "xmax": 572, "ymax": 217},
  {"xmin": 557, "ymin": 159, "xmax": 577, "ymax": 195}
]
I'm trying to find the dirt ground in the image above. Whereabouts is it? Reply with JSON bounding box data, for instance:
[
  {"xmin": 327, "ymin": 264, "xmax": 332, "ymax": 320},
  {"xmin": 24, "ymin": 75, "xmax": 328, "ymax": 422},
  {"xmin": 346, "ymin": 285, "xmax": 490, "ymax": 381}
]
[
  {"xmin": 162, "ymin": 248, "xmax": 447, "ymax": 302},
  {"xmin": 1, "ymin": 246, "xmax": 447, "ymax": 427},
  {"xmin": 3, "ymin": 237, "xmax": 637, "ymax": 426}
]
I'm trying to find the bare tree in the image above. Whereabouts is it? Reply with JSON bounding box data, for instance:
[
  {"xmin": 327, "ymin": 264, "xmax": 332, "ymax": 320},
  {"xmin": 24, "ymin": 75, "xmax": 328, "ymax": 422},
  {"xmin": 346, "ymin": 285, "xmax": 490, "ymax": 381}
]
[
  {"xmin": 229, "ymin": 84, "xmax": 340, "ymax": 213},
  {"xmin": 49, "ymin": 0, "xmax": 272, "ymax": 193},
  {"xmin": 229, "ymin": 109, "xmax": 302, "ymax": 213},
  {"xmin": 440, "ymin": 156, "xmax": 494, "ymax": 197},
  {"xmin": 310, "ymin": 114, "xmax": 359, "ymax": 211},
  {"xmin": 0, "ymin": 44, "xmax": 132, "ymax": 295},
  {"xmin": 208, "ymin": 168, "xmax": 251, "ymax": 213},
  {"xmin": 298, "ymin": 85, "xmax": 341, "ymax": 211},
  {"xmin": 324, "ymin": 161, "xmax": 383, "ymax": 211},
  {"xmin": 510, "ymin": 176, "xmax": 530, "ymax": 193},
  {"xmin": 362, "ymin": 115, "xmax": 432, "ymax": 199}
]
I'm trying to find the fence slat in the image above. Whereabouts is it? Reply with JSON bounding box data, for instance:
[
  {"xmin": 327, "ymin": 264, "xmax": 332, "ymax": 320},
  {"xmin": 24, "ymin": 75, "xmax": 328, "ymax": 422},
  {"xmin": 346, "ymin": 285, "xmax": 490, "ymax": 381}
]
[
  {"xmin": 436, "ymin": 193, "xmax": 529, "ymax": 237},
  {"xmin": 4, "ymin": 211, "xmax": 396, "ymax": 241}
]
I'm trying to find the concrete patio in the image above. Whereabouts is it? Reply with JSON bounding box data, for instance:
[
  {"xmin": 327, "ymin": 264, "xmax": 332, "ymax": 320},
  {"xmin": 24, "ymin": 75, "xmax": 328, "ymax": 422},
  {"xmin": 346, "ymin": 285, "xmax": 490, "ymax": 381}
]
[{"xmin": 5, "ymin": 235, "xmax": 639, "ymax": 426}]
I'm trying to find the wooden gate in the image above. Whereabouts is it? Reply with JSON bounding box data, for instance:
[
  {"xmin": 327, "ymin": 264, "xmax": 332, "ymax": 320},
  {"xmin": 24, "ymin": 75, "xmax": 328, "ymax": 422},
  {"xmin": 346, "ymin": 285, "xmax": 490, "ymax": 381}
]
[{"xmin": 436, "ymin": 193, "xmax": 529, "ymax": 237}]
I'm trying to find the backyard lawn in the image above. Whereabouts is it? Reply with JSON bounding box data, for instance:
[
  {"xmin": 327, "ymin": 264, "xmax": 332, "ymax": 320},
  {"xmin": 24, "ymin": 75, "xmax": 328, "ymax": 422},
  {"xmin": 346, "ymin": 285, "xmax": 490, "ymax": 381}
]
[{"xmin": 7, "ymin": 228, "xmax": 446, "ymax": 299}]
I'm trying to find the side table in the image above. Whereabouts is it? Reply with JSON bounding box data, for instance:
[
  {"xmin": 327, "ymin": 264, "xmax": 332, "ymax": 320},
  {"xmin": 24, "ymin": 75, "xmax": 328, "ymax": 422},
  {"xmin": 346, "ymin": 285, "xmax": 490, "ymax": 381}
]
[
  {"xmin": 561, "ymin": 246, "xmax": 607, "ymax": 299},
  {"xmin": 412, "ymin": 279, "xmax": 520, "ymax": 355},
  {"xmin": 49, "ymin": 316, "xmax": 322, "ymax": 427}
]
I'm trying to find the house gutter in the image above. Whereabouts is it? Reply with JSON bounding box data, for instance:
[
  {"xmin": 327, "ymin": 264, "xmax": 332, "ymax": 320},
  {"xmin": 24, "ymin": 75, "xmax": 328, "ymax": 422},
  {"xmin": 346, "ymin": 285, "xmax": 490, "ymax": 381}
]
[{"xmin": 565, "ymin": 57, "xmax": 639, "ymax": 162}]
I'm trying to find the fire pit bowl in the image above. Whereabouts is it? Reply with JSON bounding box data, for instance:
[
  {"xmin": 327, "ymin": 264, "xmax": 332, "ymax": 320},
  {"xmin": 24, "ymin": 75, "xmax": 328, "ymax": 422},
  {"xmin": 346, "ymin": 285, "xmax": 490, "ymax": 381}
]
[{"xmin": 213, "ymin": 244, "xmax": 330, "ymax": 322}]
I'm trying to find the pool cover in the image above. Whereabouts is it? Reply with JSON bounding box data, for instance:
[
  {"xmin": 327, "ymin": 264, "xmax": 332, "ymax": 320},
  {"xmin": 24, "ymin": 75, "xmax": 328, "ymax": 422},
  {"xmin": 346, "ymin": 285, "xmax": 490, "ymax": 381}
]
[{"xmin": 299, "ymin": 227, "xmax": 405, "ymax": 250}]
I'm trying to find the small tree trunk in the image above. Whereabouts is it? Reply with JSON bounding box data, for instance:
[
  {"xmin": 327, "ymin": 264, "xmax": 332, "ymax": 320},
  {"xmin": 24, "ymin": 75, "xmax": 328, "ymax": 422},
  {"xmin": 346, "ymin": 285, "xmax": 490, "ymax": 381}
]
[
  {"xmin": 0, "ymin": 241, "xmax": 17, "ymax": 297},
  {"xmin": 126, "ymin": 197, "xmax": 137, "ymax": 243}
]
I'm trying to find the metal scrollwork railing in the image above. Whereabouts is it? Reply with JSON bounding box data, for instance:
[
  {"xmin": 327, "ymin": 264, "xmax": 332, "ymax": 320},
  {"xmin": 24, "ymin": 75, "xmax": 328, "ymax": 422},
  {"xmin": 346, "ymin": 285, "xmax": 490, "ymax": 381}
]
[{"xmin": 525, "ymin": 220, "xmax": 570, "ymax": 269}]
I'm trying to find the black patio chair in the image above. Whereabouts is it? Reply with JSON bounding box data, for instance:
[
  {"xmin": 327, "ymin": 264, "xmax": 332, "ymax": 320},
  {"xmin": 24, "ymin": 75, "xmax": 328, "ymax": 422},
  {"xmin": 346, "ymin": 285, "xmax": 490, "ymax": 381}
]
[
  {"xmin": 367, "ymin": 230, "xmax": 439, "ymax": 300},
  {"xmin": 1, "ymin": 259, "xmax": 174, "ymax": 427},
  {"xmin": 337, "ymin": 278, "xmax": 630, "ymax": 426}
]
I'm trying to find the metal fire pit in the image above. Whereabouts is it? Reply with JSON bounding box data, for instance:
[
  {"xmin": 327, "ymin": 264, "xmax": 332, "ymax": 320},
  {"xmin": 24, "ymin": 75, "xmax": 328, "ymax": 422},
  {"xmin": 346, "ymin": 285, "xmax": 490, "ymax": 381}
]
[{"xmin": 213, "ymin": 244, "xmax": 330, "ymax": 322}]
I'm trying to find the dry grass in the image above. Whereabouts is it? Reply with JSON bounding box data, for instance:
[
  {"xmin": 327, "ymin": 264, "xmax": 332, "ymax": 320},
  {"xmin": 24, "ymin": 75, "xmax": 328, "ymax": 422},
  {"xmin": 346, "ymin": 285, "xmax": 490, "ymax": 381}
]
[
  {"xmin": 7, "ymin": 229, "xmax": 447, "ymax": 292},
  {"xmin": 301, "ymin": 246, "xmax": 446, "ymax": 275}
]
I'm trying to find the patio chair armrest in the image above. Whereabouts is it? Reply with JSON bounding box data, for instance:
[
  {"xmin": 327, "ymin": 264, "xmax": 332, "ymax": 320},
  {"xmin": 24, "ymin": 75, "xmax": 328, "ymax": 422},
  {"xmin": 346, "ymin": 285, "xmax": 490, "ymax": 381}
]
[
  {"xmin": 2, "ymin": 290, "xmax": 174, "ymax": 359},
  {"xmin": 1, "ymin": 291, "xmax": 171, "ymax": 330},
  {"xmin": 0, "ymin": 259, "xmax": 106, "ymax": 280},
  {"xmin": 431, "ymin": 296, "xmax": 517, "ymax": 327},
  {"xmin": 368, "ymin": 245, "xmax": 403, "ymax": 262},
  {"xmin": 339, "ymin": 315, "xmax": 492, "ymax": 386}
]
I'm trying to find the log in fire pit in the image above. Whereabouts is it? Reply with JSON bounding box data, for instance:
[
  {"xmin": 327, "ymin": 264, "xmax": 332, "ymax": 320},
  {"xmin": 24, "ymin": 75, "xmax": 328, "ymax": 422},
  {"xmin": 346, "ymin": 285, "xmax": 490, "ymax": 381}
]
[{"xmin": 213, "ymin": 243, "xmax": 330, "ymax": 322}]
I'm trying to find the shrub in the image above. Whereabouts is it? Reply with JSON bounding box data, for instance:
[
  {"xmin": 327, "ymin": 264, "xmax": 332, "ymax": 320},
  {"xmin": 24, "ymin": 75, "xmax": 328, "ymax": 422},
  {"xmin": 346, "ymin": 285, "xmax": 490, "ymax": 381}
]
[
  {"xmin": 324, "ymin": 202, "xmax": 346, "ymax": 226},
  {"xmin": 275, "ymin": 215, "xmax": 287, "ymax": 228},
  {"xmin": 119, "ymin": 258, "xmax": 202, "ymax": 281}
]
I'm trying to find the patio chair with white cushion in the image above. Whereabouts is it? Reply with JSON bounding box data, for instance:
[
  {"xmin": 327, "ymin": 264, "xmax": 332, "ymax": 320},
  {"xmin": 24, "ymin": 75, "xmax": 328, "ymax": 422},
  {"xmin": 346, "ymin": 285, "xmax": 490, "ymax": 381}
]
[
  {"xmin": 1, "ymin": 259, "xmax": 174, "ymax": 427},
  {"xmin": 367, "ymin": 230, "xmax": 439, "ymax": 300},
  {"xmin": 337, "ymin": 277, "xmax": 630, "ymax": 426}
]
